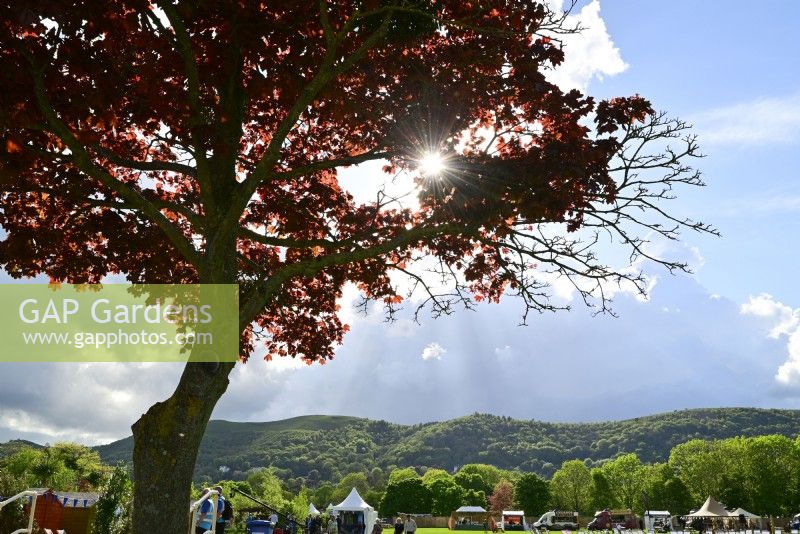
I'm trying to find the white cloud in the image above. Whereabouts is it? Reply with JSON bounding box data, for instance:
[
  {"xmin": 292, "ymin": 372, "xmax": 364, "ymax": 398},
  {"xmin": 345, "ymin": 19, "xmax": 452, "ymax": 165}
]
[
  {"xmin": 5, "ymin": 271, "xmax": 800, "ymax": 444},
  {"xmin": 545, "ymin": 0, "xmax": 628, "ymax": 92},
  {"xmin": 740, "ymin": 293, "xmax": 799, "ymax": 338},
  {"xmin": 0, "ymin": 362, "xmax": 183, "ymax": 444},
  {"xmin": 421, "ymin": 342, "xmax": 447, "ymax": 361},
  {"xmin": 691, "ymin": 93, "xmax": 800, "ymax": 146},
  {"xmin": 741, "ymin": 293, "xmax": 800, "ymax": 388}
]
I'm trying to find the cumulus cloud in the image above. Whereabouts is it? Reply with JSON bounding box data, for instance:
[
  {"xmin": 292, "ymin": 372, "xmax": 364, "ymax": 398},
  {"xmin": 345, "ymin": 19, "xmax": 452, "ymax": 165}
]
[
  {"xmin": 741, "ymin": 294, "xmax": 800, "ymax": 388},
  {"xmin": 545, "ymin": 0, "xmax": 628, "ymax": 92},
  {"xmin": 421, "ymin": 342, "xmax": 447, "ymax": 361},
  {"xmin": 4, "ymin": 266, "xmax": 800, "ymax": 446},
  {"xmin": 690, "ymin": 93, "xmax": 800, "ymax": 146},
  {"xmin": 0, "ymin": 362, "xmax": 183, "ymax": 444}
]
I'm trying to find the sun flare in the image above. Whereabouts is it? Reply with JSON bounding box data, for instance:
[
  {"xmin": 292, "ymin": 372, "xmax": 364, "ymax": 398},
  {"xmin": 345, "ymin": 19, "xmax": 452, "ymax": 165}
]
[{"xmin": 418, "ymin": 151, "xmax": 446, "ymax": 176}]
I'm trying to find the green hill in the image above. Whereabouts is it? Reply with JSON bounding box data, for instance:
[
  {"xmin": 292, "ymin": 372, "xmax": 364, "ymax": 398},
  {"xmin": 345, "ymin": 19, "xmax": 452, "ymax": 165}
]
[
  {"xmin": 0, "ymin": 439, "xmax": 43, "ymax": 458},
  {"xmin": 89, "ymin": 408, "xmax": 800, "ymax": 483}
]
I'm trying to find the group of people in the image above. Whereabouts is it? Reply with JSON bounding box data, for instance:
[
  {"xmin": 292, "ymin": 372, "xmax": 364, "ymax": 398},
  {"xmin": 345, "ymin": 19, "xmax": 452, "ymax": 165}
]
[
  {"xmin": 322, "ymin": 511, "xmax": 376, "ymax": 534},
  {"xmin": 394, "ymin": 516, "xmax": 418, "ymax": 534},
  {"xmin": 313, "ymin": 514, "xmax": 413, "ymax": 534},
  {"xmin": 195, "ymin": 486, "xmax": 231, "ymax": 534}
]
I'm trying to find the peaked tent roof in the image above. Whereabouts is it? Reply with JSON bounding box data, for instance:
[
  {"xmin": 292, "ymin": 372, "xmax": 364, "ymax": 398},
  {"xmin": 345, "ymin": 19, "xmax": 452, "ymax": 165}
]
[
  {"xmin": 333, "ymin": 488, "xmax": 373, "ymax": 511},
  {"xmin": 309, "ymin": 503, "xmax": 321, "ymax": 516},
  {"xmin": 687, "ymin": 497, "xmax": 728, "ymax": 518},
  {"xmin": 728, "ymin": 508, "xmax": 760, "ymax": 519}
]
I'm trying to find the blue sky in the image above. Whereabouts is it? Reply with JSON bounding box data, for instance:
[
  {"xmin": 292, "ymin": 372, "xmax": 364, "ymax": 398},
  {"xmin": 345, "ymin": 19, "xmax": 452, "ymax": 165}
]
[
  {"xmin": 595, "ymin": 0, "xmax": 800, "ymax": 304},
  {"xmin": 1, "ymin": 1, "xmax": 800, "ymax": 445}
]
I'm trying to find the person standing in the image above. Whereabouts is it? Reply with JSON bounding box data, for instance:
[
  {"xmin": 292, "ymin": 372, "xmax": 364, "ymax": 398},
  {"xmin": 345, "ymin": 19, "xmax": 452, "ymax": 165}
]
[
  {"xmin": 394, "ymin": 517, "xmax": 404, "ymax": 534},
  {"xmin": 214, "ymin": 486, "xmax": 227, "ymax": 534},
  {"xmin": 271, "ymin": 511, "xmax": 279, "ymax": 526},
  {"xmin": 372, "ymin": 520, "xmax": 383, "ymax": 534},
  {"xmin": 195, "ymin": 489, "xmax": 214, "ymax": 534},
  {"xmin": 404, "ymin": 515, "xmax": 417, "ymax": 534},
  {"xmin": 329, "ymin": 514, "xmax": 339, "ymax": 534}
]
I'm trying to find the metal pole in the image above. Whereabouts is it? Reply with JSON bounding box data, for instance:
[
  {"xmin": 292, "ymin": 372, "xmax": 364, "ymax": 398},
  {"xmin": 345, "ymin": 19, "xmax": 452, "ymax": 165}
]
[
  {"xmin": 189, "ymin": 488, "xmax": 220, "ymax": 534},
  {"xmin": 27, "ymin": 492, "xmax": 37, "ymax": 533}
]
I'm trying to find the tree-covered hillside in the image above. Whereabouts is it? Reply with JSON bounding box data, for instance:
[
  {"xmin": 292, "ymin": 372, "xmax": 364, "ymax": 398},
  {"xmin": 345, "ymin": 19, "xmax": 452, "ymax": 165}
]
[
  {"xmin": 89, "ymin": 408, "xmax": 800, "ymax": 484},
  {"xmin": 0, "ymin": 439, "xmax": 42, "ymax": 459}
]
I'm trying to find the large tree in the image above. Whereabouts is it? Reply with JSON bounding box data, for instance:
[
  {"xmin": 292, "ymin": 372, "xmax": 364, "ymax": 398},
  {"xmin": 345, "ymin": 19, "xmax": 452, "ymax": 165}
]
[
  {"xmin": 427, "ymin": 476, "xmax": 466, "ymax": 517},
  {"xmin": 513, "ymin": 473, "xmax": 549, "ymax": 517},
  {"xmin": 549, "ymin": 460, "xmax": 591, "ymax": 514},
  {"xmin": 0, "ymin": 1, "xmax": 713, "ymax": 532},
  {"xmin": 600, "ymin": 453, "xmax": 646, "ymax": 511},
  {"xmin": 380, "ymin": 477, "xmax": 432, "ymax": 516},
  {"xmin": 488, "ymin": 480, "xmax": 514, "ymax": 513}
]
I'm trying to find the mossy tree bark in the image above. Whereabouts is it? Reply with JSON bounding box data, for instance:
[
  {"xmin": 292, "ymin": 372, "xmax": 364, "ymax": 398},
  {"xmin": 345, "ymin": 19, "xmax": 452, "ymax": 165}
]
[{"xmin": 131, "ymin": 360, "xmax": 235, "ymax": 534}]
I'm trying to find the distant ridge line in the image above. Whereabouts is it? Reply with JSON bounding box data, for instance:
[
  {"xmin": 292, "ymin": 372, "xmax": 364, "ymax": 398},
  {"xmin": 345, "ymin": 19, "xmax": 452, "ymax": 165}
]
[{"xmin": 76, "ymin": 407, "xmax": 800, "ymax": 483}]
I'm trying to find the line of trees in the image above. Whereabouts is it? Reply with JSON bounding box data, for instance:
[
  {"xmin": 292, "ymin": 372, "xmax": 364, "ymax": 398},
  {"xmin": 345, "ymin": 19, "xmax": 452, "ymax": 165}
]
[
  {"xmin": 362, "ymin": 436, "xmax": 800, "ymax": 518},
  {"xmin": 2, "ymin": 434, "xmax": 799, "ymax": 534},
  {"xmin": 548, "ymin": 435, "xmax": 800, "ymax": 517}
]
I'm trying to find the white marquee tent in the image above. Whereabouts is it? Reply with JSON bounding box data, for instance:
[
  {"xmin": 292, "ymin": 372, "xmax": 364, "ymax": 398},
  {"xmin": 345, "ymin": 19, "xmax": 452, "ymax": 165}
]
[
  {"xmin": 309, "ymin": 503, "xmax": 321, "ymax": 516},
  {"xmin": 728, "ymin": 508, "xmax": 760, "ymax": 520},
  {"xmin": 332, "ymin": 488, "xmax": 378, "ymax": 534}
]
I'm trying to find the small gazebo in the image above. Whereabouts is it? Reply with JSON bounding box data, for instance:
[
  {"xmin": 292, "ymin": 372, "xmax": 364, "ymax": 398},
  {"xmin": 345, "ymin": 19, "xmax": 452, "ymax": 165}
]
[{"xmin": 449, "ymin": 506, "xmax": 488, "ymax": 531}]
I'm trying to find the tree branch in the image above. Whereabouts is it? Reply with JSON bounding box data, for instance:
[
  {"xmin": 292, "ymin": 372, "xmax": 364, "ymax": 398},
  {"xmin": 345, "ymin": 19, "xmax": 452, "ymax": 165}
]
[
  {"xmin": 152, "ymin": 1, "xmax": 216, "ymax": 217},
  {"xmin": 238, "ymin": 221, "xmax": 475, "ymax": 329},
  {"xmin": 220, "ymin": 7, "xmax": 396, "ymax": 252},
  {"xmin": 93, "ymin": 145, "xmax": 197, "ymax": 176},
  {"xmin": 23, "ymin": 55, "xmax": 201, "ymax": 266}
]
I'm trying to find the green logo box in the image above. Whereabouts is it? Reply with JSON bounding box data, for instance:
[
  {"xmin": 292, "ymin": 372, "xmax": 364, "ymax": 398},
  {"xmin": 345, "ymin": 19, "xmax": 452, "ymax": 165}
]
[{"xmin": 0, "ymin": 284, "xmax": 239, "ymax": 362}]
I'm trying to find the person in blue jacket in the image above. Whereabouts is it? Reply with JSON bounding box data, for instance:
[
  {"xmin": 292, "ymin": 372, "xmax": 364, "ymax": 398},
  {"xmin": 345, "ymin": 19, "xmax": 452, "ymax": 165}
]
[{"xmin": 196, "ymin": 489, "xmax": 214, "ymax": 534}]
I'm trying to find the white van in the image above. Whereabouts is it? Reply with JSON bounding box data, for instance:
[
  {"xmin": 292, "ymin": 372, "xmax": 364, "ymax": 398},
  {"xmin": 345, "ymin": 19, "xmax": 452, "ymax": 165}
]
[{"xmin": 533, "ymin": 511, "xmax": 579, "ymax": 531}]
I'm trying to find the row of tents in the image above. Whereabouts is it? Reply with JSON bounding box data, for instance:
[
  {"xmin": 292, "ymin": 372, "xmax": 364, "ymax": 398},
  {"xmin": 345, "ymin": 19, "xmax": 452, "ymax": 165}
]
[
  {"xmin": 301, "ymin": 492, "xmax": 770, "ymax": 533},
  {"xmin": 688, "ymin": 497, "xmax": 762, "ymax": 524}
]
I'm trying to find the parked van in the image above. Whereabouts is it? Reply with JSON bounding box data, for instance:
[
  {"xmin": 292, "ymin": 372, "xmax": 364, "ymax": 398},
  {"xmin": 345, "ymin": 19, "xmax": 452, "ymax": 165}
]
[
  {"xmin": 500, "ymin": 511, "xmax": 529, "ymax": 531},
  {"xmin": 533, "ymin": 511, "xmax": 579, "ymax": 531}
]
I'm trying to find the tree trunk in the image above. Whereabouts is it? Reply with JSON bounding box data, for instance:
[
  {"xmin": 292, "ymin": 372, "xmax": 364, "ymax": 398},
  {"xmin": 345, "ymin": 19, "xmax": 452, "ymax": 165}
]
[{"xmin": 131, "ymin": 361, "xmax": 235, "ymax": 534}]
